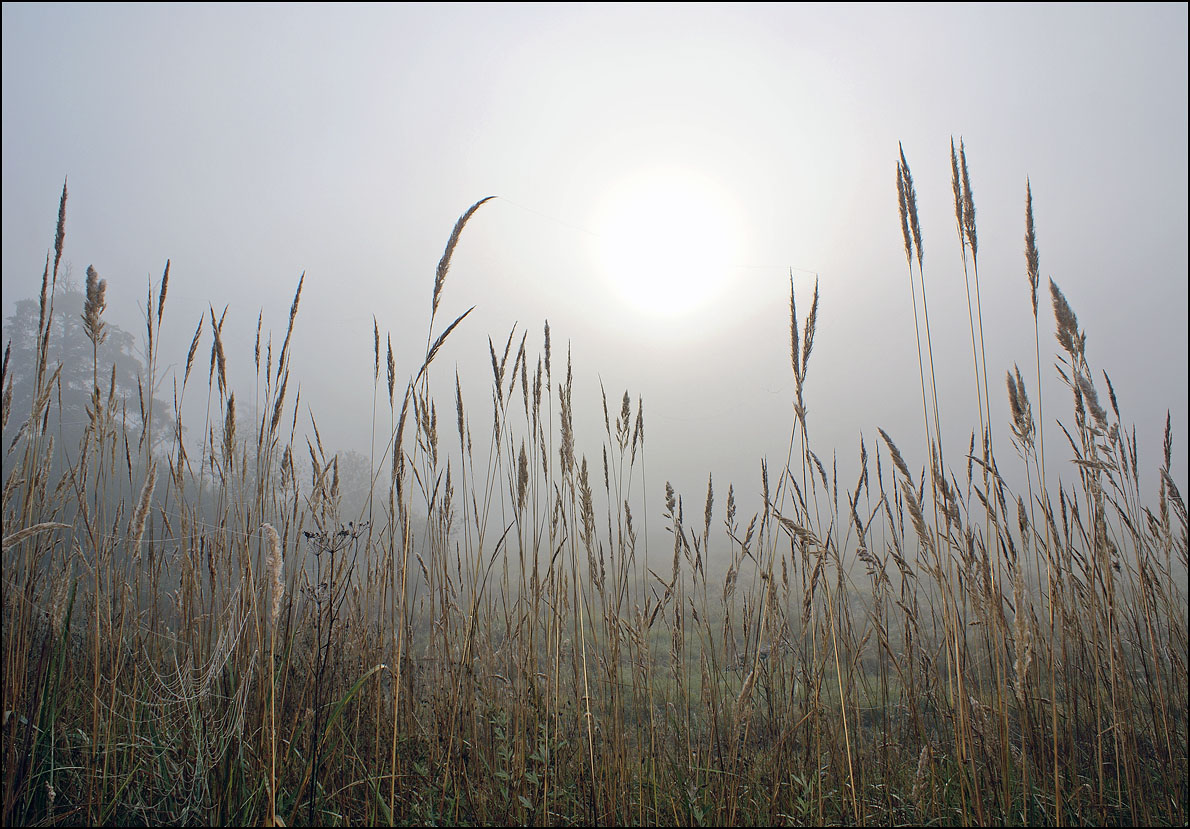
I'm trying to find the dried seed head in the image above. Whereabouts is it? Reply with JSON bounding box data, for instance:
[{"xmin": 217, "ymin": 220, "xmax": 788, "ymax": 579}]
[
  {"xmin": 53, "ymin": 179, "xmax": 68, "ymax": 281},
  {"xmin": 1006, "ymin": 366, "xmax": 1034, "ymax": 449},
  {"xmin": 951, "ymin": 137, "xmax": 966, "ymax": 252},
  {"xmin": 82, "ymin": 265, "xmax": 108, "ymax": 345},
  {"xmin": 1076, "ymin": 373, "xmax": 1108, "ymax": 431},
  {"xmin": 1024, "ymin": 179, "xmax": 1040, "ymax": 318},
  {"xmin": 911, "ymin": 744, "xmax": 931, "ymax": 804},
  {"xmin": 878, "ymin": 427, "xmax": 912, "ymax": 483},
  {"xmin": 157, "ymin": 260, "xmax": 170, "ymax": 324},
  {"xmin": 386, "ymin": 335, "xmax": 395, "ymax": 406},
  {"xmin": 517, "ymin": 442, "xmax": 529, "ymax": 512},
  {"xmin": 1011, "ymin": 566, "xmax": 1034, "ymax": 707},
  {"xmin": 1049, "ymin": 278, "xmax": 1082, "ymax": 359},
  {"xmin": 223, "ymin": 394, "xmax": 236, "ymax": 471},
  {"xmin": 372, "ymin": 316, "xmax": 380, "ymax": 382},
  {"xmin": 704, "ymin": 473, "xmax": 714, "ymax": 539},
  {"xmin": 899, "ymin": 143, "xmax": 924, "ymax": 268},
  {"xmin": 960, "ymin": 139, "xmax": 977, "ymax": 259},
  {"xmin": 128, "ymin": 464, "xmax": 158, "ymax": 563},
  {"xmin": 433, "ymin": 197, "xmax": 495, "ymax": 317},
  {"xmin": 209, "ymin": 306, "xmax": 228, "ymax": 395},
  {"xmin": 896, "ymin": 159, "xmax": 913, "ymax": 267},
  {"xmin": 262, "ymin": 523, "xmax": 284, "ymax": 629}
]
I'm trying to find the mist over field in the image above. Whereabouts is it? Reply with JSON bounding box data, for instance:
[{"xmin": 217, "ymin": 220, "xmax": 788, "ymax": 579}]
[{"xmin": 2, "ymin": 4, "xmax": 1186, "ymax": 826}]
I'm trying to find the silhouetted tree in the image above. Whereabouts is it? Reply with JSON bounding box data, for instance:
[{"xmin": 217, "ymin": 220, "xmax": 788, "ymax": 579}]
[{"xmin": 2, "ymin": 274, "xmax": 175, "ymax": 460}]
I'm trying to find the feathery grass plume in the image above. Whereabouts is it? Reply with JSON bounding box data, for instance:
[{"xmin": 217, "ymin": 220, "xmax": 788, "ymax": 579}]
[
  {"xmin": 580, "ymin": 459, "xmax": 598, "ymax": 582},
  {"xmin": 789, "ymin": 271, "xmax": 800, "ymax": 374},
  {"xmin": 209, "ymin": 306, "xmax": 228, "ymax": 395},
  {"xmin": 1006, "ymin": 366, "xmax": 1034, "ymax": 449},
  {"xmin": 128, "ymin": 463, "xmax": 158, "ymax": 562},
  {"xmin": 413, "ymin": 306, "xmax": 475, "ymax": 388},
  {"xmin": 1075, "ymin": 373, "xmax": 1108, "ymax": 431},
  {"xmin": 253, "ymin": 310, "xmax": 263, "ymax": 373},
  {"xmin": 454, "ymin": 370, "xmax": 465, "ymax": 445},
  {"xmin": 878, "ymin": 427, "xmax": 912, "ymax": 483},
  {"xmin": 1, "ymin": 380, "xmax": 11, "ymax": 436},
  {"xmin": 733, "ymin": 666, "xmax": 758, "ymax": 730},
  {"xmin": 182, "ymin": 317, "xmax": 203, "ymax": 387},
  {"xmin": 801, "ymin": 279, "xmax": 819, "ymax": 382},
  {"xmin": 520, "ymin": 343, "xmax": 529, "ymax": 415},
  {"xmin": 896, "ymin": 161, "xmax": 913, "ymax": 267},
  {"xmin": 157, "ymin": 259, "xmax": 170, "ymax": 325},
  {"xmin": 959, "ymin": 138, "xmax": 977, "ymax": 259},
  {"xmin": 902, "ymin": 480, "xmax": 931, "ymax": 551},
  {"xmin": 386, "ymin": 335, "xmax": 395, "ymax": 405},
  {"xmin": 899, "ymin": 143, "xmax": 924, "ymax": 269},
  {"xmin": 559, "ymin": 349, "xmax": 575, "ymax": 480},
  {"xmin": 632, "ymin": 397, "xmax": 644, "ymax": 460},
  {"xmin": 20, "ymin": 365, "xmax": 62, "ymax": 439},
  {"xmin": 372, "ymin": 316, "xmax": 380, "ymax": 382},
  {"xmin": 1011, "ymin": 563, "xmax": 1034, "ymax": 707},
  {"xmin": 620, "ymin": 388, "xmax": 631, "ymax": 445},
  {"xmin": 223, "ymin": 393, "xmax": 236, "ymax": 471},
  {"xmin": 49, "ymin": 555, "xmax": 74, "ymax": 640},
  {"xmin": 270, "ymin": 371, "xmax": 289, "ymax": 437},
  {"xmin": 517, "ymin": 442, "xmax": 529, "ymax": 512},
  {"xmin": 1162, "ymin": 466, "xmax": 1186, "ymax": 528},
  {"xmin": 1, "ymin": 521, "xmax": 70, "ymax": 553},
  {"xmin": 1102, "ymin": 370, "xmax": 1120, "ymax": 420},
  {"xmin": 1025, "ymin": 179, "xmax": 1040, "ymax": 318},
  {"xmin": 432, "ymin": 196, "xmax": 495, "ymax": 317},
  {"xmin": 37, "ymin": 254, "xmax": 50, "ymax": 364},
  {"xmin": 82, "ymin": 265, "xmax": 108, "ymax": 346},
  {"xmin": 1, "ymin": 344, "xmax": 12, "ymax": 434},
  {"xmin": 911, "ymin": 743, "xmax": 931, "ymax": 808},
  {"xmin": 951, "ymin": 137, "xmax": 966, "ymax": 252},
  {"xmin": 1049, "ymin": 278, "xmax": 1082, "ymax": 359},
  {"xmin": 262, "ymin": 523, "xmax": 284, "ymax": 625},
  {"xmin": 276, "ymin": 273, "xmax": 304, "ymax": 381},
  {"xmin": 703, "ymin": 473, "xmax": 714, "ymax": 542},
  {"xmin": 52, "ymin": 178, "xmax": 68, "ymax": 282},
  {"xmin": 490, "ymin": 338, "xmax": 503, "ymax": 394},
  {"xmin": 1163, "ymin": 410, "xmax": 1173, "ymax": 472}
]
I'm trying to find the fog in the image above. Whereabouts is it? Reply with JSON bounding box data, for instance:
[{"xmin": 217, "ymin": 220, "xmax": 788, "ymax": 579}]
[{"xmin": 3, "ymin": 3, "xmax": 1186, "ymax": 549}]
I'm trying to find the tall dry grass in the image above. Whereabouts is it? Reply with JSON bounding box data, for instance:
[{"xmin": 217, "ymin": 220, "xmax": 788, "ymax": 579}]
[{"xmin": 2, "ymin": 150, "xmax": 1186, "ymax": 826}]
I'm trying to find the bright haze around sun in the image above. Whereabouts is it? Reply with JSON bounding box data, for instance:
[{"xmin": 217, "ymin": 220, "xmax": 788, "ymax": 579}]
[{"xmin": 2, "ymin": 4, "xmax": 1186, "ymax": 528}]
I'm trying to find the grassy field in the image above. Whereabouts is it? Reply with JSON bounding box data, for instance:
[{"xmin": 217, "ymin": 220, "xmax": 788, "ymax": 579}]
[{"xmin": 2, "ymin": 143, "xmax": 1186, "ymax": 826}]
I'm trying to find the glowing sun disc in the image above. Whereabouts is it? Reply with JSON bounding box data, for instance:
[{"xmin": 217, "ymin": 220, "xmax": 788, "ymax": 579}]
[{"xmin": 595, "ymin": 169, "xmax": 743, "ymax": 318}]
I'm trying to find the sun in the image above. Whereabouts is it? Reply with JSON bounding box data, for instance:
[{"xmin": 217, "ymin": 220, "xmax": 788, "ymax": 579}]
[{"xmin": 593, "ymin": 168, "xmax": 744, "ymax": 318}]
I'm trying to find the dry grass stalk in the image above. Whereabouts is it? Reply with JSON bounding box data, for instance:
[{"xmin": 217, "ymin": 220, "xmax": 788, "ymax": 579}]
[
  {"xmin": 1, "ymin": 521, "xmax": 70, "ymax": 553},
  {"xmin": 2, "ymin": 165, "xmax": 1184, "ymax": 829}
]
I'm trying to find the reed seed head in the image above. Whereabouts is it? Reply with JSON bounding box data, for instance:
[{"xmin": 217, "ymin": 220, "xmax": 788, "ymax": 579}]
[
  {"xmin": 82, "ymin": 265, "xmax": 108, "ymax": 346},
  {"xmin": 128, "ymin": 463, "xmax": 158, "ymax": 563},
  {"xmin": 1006, "ymin": 365, "xmax": 1034, "ymax": 449},
  {"xmin": 53, "ymin": 178, "xmax": 67, "ymax": 281},
  {"xmin": 1049, "ymin": 278, "xmax": 1082, "ymax": 359},
  {"xmin": 262, "ymin": 523, "xmax": 284, "ymax": 629},
  {"xmin": 951, "ymin": 137, "xmax": 966, "ymax": 251},
  {"xmin": 1025, "ymin": 179, "xmax": 1040, "ymax": 318},
  {"xmin": 433, "ymin": 196, "xmax": 495, "ymax": 317},
  {"xmin": 960, "ymin": 139, "xmax": 977, "ymax": 259}
]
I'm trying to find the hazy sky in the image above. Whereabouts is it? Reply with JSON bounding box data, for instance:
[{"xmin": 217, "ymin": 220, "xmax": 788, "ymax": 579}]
[{"xmin": 3, "ymin": 3, "xmax": 1187, "ymax": 520}]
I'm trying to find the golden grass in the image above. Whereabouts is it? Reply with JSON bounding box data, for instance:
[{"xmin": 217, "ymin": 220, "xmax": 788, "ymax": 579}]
[{"xmin": 1, "ymin": 151, "xmax": 1186, "ymax": 827}]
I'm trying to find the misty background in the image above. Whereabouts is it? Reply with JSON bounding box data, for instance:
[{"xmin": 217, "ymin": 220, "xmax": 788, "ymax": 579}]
[{"xmin": 3, "ymin": 3, "xmax": 1186, "ymax": 550}]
